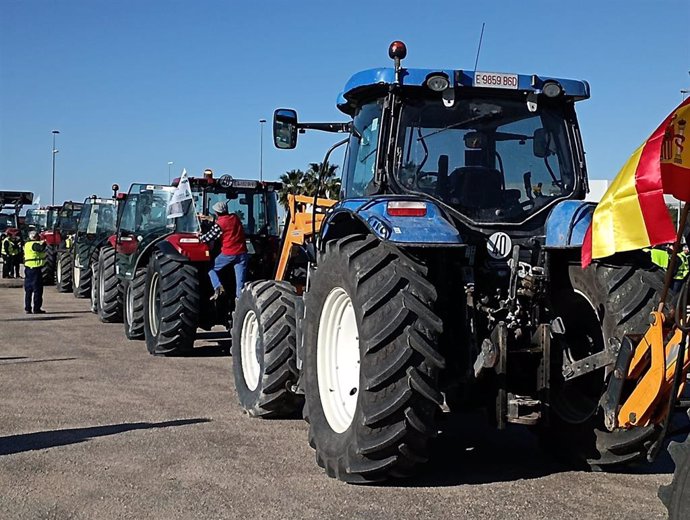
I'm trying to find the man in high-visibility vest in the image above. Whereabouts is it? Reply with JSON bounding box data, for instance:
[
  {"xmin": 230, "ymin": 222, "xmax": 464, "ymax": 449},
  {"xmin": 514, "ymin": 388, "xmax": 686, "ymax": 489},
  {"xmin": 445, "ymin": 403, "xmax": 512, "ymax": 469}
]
[
  {"xmin": 672, "ymin": 244, "xmax": 690, "ymax": 293},
  {"xmin": 5, "ymin": 234, "xmax": 22, "ymax": 278},
  {"xmin": 1, "ymin": 232, "xmax": 19, "ymax": 278},
  {"xmin": 23, "ymin": 230, "xmax": 47, "ymax": 314}
]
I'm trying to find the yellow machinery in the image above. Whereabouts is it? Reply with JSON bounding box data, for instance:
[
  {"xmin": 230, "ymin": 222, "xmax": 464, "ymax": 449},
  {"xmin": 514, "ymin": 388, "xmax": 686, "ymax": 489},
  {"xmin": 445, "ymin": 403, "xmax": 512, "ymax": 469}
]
[{"xmin": 275, "ymin": 194, "xmax": 337, "ymax": 284}]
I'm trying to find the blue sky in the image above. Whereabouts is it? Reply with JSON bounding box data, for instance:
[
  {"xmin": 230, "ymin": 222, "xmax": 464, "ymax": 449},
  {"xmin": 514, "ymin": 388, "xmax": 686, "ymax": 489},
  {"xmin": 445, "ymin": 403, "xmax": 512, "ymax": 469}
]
[{"xmin": 0, "ymin": 0, "xmax": 688, "ymax": 205}]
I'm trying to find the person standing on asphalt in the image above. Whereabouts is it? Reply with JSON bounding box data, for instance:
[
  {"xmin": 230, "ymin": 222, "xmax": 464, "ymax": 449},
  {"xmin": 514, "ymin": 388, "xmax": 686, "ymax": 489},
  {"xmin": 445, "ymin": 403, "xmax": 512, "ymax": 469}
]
[
  {"xmin": 1, "ymin": 232, "xmax": 10, "ymax": 278},
  {"xmin": 23, "ymin": 230, "xmax": 47, "ymax": 314},
  {"xmin": 199, "ymin": 200, "xmax": 248, "ymax": 300},
  {"xmin": 10, "ymin": 234, "xmax": 22, "ymax": 278},
  {"xmin": 2, "ymin": 232, "xmax": 21, "ymax": 278}
]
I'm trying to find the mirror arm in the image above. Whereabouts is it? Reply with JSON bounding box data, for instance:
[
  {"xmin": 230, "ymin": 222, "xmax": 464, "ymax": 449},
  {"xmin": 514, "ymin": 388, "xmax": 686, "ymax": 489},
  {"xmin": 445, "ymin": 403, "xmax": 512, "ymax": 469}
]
[{"xmin": 297, "ymin": 122, "xmax": 351, "ymax": 134}]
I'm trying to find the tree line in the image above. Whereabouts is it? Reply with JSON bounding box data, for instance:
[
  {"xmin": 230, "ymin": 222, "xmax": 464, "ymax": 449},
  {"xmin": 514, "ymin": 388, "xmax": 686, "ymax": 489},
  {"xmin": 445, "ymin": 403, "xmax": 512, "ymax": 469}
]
[{"xmin": 278, "ymin": 162, "xmax": 341, "ymax": 208}]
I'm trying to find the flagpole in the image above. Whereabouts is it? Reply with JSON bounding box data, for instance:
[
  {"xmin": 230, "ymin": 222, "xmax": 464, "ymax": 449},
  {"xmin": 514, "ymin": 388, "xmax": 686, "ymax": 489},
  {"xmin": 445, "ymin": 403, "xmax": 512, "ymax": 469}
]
[{"xmin": 658, "ymin": 202, "xmax": 690, "ymax": 312}]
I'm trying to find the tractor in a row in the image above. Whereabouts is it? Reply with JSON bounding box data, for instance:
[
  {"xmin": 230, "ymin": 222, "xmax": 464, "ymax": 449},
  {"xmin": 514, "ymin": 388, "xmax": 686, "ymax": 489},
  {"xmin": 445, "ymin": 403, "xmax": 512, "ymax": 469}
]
[
  {"xmin": 230, "ymin": 41, "xmax": 690, "ymax": 489},
  {"xmin": 114, "ymin": 173, "xmax": 281, "ymax": 355},
  {"xmin": 43, "ymin": 200, "xmax": 83, "ymax": 287},
  {"xmin": 0, "ymin": 191, "xmax": 33, "ymax": 238},
  {"xmin": 60, "ymin": 185, "xmax": 127, "ymax": 322}
]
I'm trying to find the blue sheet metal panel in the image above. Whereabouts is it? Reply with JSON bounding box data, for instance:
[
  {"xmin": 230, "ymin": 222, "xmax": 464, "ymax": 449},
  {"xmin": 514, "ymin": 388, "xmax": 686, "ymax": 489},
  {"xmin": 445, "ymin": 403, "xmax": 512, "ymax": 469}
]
[
  {"xmin": 544, "ymin": 200, "xmax": 596, "ymax": 248},
  {"xmin": 337, "ymin": 67, "xmax": 590, "ymax": 112},
  {"xmin": 324, "ymin": 198, "xmax": 462, "ymax": 245}
]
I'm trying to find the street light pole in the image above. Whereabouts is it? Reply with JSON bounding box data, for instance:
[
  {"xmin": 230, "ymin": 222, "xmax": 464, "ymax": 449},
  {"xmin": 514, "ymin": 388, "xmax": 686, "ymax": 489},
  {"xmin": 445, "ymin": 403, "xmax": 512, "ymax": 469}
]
[
  {"xmin": 168, "ymin": 161, "xmax": 173, "ymax": 184},
  {"xmin": 259, "ymin": 119, "xmax": 267, "ymax": 182},
  {"xmin": 51, "ymin": 130, "xmax": 60, "ymax": 205}
]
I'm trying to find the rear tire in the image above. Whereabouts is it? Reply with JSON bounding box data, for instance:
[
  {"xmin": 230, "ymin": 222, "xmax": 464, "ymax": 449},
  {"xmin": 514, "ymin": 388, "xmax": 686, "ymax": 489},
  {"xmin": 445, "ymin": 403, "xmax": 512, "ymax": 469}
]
[
  {"xmin": 545, "ymin": 258, "xmax": 666, "ymax": 469},
  {"xmin": 97, "ymin": 245, "xmax": 123, "ymax": 323},
  {"xmin": 42, "ymin": 246, "xmax": 55, "ymax": 285},
  {"xmin": 303, "ymin": 235, "xmax": 444, "ymax": 483},
  {"xmin": 123, "ymin": 268, "xmax": 146, "ymax": 340},
  {"xmin": 232, "ymin": 281, "xmax": 303, "ymax": 418},
  {"xmin": 659, "ymin": 410, "xmax": 690, "ymax": 520},
  {"xmin": 143, "ymin": 252, "xmax": 200, "ymax": 356},
  {"xmin": 72, "ymin": 258, "xmax": 91, "ymax": 298},
  {"xmin": 55, "ymin": 251, "xmax": 72, "ymax": 293}
]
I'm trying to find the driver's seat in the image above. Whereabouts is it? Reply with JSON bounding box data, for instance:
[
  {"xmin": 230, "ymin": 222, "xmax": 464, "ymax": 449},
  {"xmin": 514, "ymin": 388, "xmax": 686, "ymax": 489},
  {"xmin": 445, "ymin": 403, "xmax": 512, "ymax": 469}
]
[{"xmin": 449, "ymin": 166, "xmax": 503, "ymax": 208}]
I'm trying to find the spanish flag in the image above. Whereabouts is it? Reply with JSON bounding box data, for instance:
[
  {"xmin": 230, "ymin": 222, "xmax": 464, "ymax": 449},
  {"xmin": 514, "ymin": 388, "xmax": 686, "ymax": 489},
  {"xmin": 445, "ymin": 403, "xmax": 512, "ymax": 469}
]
[{"xmin": 582, "ymin": 97, "xmax": 690, "ymax": 267}]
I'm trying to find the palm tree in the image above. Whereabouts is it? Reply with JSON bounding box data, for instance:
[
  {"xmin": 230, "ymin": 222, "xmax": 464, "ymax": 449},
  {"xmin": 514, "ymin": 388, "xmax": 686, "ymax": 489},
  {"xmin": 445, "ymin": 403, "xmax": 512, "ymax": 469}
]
[
  {"xmin": 277, "ymin": 162, "xmax": 341, "ymax": 209},
  {"xmin": 278, "ymin": 169, "xmax": 305, "ymax": 208}
]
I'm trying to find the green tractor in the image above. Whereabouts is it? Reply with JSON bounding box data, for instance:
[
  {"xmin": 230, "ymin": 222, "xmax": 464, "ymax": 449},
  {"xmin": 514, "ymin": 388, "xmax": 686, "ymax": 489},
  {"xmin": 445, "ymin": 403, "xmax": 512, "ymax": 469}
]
[
  {"xmin": 115, "ymin": 174, "xmax": 280, "ymax": 355},
  {"xmin": 66, "ymin": 185, "xmax": 127, "ymax": 322}
]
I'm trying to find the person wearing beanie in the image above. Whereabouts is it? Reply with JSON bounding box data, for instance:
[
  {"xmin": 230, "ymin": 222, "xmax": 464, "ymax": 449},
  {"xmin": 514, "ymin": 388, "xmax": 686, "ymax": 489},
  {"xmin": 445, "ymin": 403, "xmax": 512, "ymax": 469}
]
[{"xmin": 199, "ymin": 200, "xmax": 248, "ymax": 300}]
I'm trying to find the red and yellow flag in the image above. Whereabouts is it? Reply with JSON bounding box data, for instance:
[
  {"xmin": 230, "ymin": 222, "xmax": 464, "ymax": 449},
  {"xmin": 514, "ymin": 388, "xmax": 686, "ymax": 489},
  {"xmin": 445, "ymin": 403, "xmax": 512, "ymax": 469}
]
[{"xmin": 582, "ymin": 97, "xmax": 690, "ymax": 267}]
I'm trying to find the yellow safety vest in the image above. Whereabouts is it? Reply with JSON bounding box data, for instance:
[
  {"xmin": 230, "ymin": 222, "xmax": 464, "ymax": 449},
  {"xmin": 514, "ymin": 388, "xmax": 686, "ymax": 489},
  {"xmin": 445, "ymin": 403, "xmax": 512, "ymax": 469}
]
[
  {"xmin": 2, "ymin": 237, "xmax": 20, "ymax": 256},
  {"xmin": 24, "ymin": 241, "xmax": 46, "ymax": 268},
  {"xmin": 675, "ymin": 252, "xmax": 689, "ymax": 280},
  {"xmin": 645, "ymin": 248, "xmax": 670, "ymax": 269}
]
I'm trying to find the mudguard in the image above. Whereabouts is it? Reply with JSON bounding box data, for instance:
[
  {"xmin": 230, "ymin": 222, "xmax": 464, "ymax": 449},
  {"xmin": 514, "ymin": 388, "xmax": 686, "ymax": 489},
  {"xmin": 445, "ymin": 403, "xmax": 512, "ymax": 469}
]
[
  {"xmin": 321, "ymin": 197, "xmax": 463, "ymax": 247},
  {"xmin": 544, "ymin": 200, "xmax": 596, "ymax": 248}
]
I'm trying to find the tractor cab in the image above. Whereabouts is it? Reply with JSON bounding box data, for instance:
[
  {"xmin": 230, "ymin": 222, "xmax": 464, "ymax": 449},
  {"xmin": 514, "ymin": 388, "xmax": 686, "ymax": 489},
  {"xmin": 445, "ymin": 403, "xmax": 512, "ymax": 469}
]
[
  {"xmin": 0, "ymin": 191, "xmax": 33, "ymax": 238},
  {"xmin": 43, "ymin": 200, "xmax": 84, "ymax": 248},
  {"xmin": 274, "ymin": 40, "xmax": 591, "ymax": 248},
  {"xmin": 24, "ymin": 206, "xmax": 59, "ymax": 236},
  {"xmin": 115, "ymin": 183, "xmax": 187, "ymax": 280},
  {"xmin": 177, "ymin": 173, "xmax": 281, "ymax": 280}
]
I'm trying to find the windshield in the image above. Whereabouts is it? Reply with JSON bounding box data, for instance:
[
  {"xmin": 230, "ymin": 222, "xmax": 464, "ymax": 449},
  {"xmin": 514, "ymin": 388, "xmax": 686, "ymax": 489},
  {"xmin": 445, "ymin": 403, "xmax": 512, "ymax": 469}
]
[
  {"xmin": 0, "ymin": 213, "xmax": 15, "ymax": 231},
  {"xmin": 25, "ymin": 209, "xmax": 54, "ymax": 230},
  {"xmin": 78, "ymin": 200, "xmax": 118, "ymax": 235},
  {"xmin": 395, "ymin": 97, "xmax": 576, "ymax": 223},
  {"xmin": 197, "ymin": 189, "xmax": 279, "ymax": 236},
  {"xmin": 119, "ymin": 184, "xmax": 199, "ymax": 236},
  {"xmin": 57, "ymin": 205, "xmax": 82, "ymax": 232}
]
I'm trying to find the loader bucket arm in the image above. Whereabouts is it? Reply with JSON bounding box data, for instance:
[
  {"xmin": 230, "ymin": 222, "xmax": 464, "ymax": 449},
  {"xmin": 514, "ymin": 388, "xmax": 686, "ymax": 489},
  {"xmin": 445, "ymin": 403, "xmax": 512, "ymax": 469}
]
[
  {"xmin": 617, "ymin": 311, "xmax": 690, "ymax": 428},
  {"xmin": 275, "ymin": 194, "xmax": 337, "ymax": 282}
]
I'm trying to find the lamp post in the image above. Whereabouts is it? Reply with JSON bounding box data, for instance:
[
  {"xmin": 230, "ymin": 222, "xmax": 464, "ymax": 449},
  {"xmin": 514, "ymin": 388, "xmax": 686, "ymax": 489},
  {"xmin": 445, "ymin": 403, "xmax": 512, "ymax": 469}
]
[
  {"xmin": 259, "ymin": 119, "xmax": 267, "ymax": 182},
  {"xmin": 167, "ymin": 161, "xmax": 173, "ymax": 184},
  {"xmin": 51, "ymin": 130, "xmax": 60, "ymax": 205}
]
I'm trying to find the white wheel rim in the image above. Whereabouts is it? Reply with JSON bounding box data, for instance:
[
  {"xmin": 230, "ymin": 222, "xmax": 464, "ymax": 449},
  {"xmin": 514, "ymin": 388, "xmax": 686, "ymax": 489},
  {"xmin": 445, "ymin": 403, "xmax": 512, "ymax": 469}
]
[
  {"xmin": 56, "ymin": 257, "xmax": 62, "ymax": 284},
  {"xmin": 126, "ymin": 284, "xmax": 134, "ymax": 325},
  {"xmin": 317, "ymin": 287, "xmax": 360, "ymax": 434},
  {"xmin": 92, "ymin": 265, "xmax": 98, "ymax": 305},
  {"xmin": 148, "ymin": 272, "xmax": 159, "ymax": 336},
  {"xmin": 240, "ymin": 310, "xmax": 261, "ymax": 391},
  {"xmin": 74, "ymin": 264, "xmax": 80, "ymax": 287},
  {"xmin": 98, "ymin": 262, "xmax": 105, "ymax": 305}
]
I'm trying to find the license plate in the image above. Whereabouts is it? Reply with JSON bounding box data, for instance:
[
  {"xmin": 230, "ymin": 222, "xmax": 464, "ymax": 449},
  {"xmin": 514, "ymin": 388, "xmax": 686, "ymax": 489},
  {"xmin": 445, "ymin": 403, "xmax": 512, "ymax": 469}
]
[{"xmin": 473, "ymin": 71, "xmax": 519, "ymax": 89}]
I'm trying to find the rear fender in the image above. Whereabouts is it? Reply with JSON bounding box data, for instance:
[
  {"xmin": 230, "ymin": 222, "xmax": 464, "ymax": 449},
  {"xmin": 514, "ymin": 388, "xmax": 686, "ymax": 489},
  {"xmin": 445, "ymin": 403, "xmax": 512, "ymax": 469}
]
[
  {"xmin": 544, "ymin": 200, "xmax": 596, "ymax": 248},
  {"xmin": 321, "ymin": 198, "xmax": 463, "ymax": 247},
  {"xmin": 159, "ymin": 233, "xmax": 210, "ymax": 264}
]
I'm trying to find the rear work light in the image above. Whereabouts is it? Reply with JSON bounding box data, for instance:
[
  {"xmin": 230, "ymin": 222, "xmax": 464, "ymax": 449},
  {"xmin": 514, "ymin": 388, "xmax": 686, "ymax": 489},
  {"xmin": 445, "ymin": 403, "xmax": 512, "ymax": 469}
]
[{"xmin": 386, "ymin": 201, "xmax": 427, "ymax": 217}]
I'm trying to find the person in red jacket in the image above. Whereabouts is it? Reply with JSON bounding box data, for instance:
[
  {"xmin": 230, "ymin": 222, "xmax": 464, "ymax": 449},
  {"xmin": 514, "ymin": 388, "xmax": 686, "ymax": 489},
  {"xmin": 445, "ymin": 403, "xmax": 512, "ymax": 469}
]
[{"xmin": 199, "ymin": 200, "xmax": 248, "ymax": 300}]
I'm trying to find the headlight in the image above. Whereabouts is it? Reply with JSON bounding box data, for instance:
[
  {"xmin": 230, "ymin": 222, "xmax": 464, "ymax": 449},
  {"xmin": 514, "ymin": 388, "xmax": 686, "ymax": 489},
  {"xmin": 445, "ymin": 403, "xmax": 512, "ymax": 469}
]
[
  {"xmin": 426, "ymin": 74, "xmax": 450, "ymax": 92},
  {"xmin": 542, "ymin": 81, "xmax": 563, "ymax": 98}
]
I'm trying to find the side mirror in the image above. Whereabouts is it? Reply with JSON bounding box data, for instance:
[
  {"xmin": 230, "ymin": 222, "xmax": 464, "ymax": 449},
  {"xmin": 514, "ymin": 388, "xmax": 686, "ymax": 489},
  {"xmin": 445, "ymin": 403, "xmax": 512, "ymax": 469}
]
[
  {"xmin": 533, "ymin": 128, "xmax": 550, "ymax": 158},
  {"xmin": 274, "ymin": 109, "xmax": 298, "ymax": 149}
]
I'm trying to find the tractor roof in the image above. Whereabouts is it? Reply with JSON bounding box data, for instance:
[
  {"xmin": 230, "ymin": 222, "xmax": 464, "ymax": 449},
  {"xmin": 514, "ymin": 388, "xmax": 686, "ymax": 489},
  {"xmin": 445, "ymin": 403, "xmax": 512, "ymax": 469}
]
[
  {"xmin": 174, "ymin": 175, "xmax": 281, "ymax": 191},
  {"xmin": 336, "ymin": 67, "xmax": 590, "ymax": 115}
]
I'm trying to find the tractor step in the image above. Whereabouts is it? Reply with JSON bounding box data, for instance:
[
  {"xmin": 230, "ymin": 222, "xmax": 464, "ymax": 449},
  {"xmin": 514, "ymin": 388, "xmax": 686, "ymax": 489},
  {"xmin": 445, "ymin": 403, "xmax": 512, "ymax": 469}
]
[{"xmin": 506, "ymin": 394, "xmax": 541, "ymax": 425}]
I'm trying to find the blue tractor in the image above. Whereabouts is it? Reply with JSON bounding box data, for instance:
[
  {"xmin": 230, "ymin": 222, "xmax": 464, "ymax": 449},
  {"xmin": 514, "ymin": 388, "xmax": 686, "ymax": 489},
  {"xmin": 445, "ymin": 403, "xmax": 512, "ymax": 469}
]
[{"xmin": 232, "ymin": 42, "xmax": 667, "ymax": 482}]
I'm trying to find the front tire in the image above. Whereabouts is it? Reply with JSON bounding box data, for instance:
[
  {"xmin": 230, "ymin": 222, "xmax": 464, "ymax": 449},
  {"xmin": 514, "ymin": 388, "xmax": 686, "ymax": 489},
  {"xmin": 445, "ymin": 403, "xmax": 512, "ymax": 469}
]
[
  {"xmin": 232, "ymin": 281, "xmax": 302, "ymax": 418},
  {"xmin": 42, "ymin": 246, "xmax": 55, "ymax": 285},
  {"xmin": 545, "ymin": 258, "xmax": 666, "ymax": 469},
  {"xmin": 97, "ymin": 245, "xmax": 123, "ymax": 323},
  {"xmin": 124, "ymin": 268, "xmax": 146, "ymax": 340},
  {"xmin": 55, "ymin": 251, "xmax": 72, "ymax": 293},
  {"xmin": 143, "ymin": 252, "xmax": 200, "ymax": 356},
  {"xmin": 72, "ymin": 259, "xmax": 91, "ymax": 298},
  {"xmin": 303, "ymin": 235, "xmax": 444, "ymax": 483}
]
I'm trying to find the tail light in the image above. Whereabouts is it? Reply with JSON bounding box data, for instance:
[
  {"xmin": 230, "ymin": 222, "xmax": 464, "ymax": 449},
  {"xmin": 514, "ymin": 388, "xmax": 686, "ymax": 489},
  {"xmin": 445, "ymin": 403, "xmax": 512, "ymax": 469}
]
[{"xmin": 386, "ymin": 201, "xmax": 427, "ymax": 217}]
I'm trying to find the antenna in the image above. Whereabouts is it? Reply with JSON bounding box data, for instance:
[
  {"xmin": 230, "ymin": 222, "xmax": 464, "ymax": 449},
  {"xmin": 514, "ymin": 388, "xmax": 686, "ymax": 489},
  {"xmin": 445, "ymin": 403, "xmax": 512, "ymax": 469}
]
[{"xmin": 473, "ymin": 22, "xmax": 486, "ymax": 71}]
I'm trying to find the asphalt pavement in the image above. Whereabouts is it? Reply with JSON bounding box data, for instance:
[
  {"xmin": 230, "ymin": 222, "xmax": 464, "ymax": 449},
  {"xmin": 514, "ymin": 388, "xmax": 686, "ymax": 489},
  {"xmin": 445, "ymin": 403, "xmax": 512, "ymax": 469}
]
[{"xmin": 0, "ymin": 280, "xmax": 673, "ymax": 519}]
